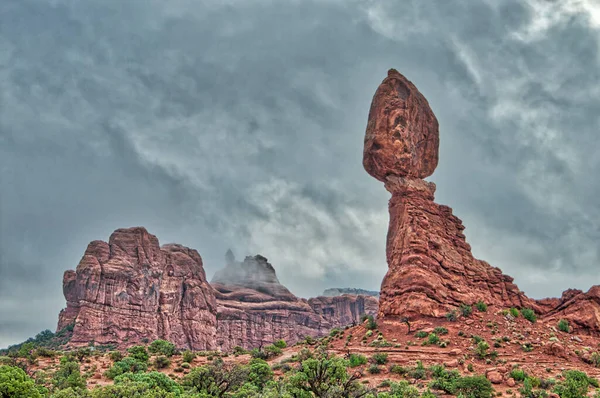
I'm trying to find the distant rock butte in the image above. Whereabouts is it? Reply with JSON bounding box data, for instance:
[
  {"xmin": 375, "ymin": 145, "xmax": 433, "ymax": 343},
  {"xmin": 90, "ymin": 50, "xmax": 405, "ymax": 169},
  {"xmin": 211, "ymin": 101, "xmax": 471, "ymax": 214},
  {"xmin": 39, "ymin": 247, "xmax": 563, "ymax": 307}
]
[
  {"xmin": 57, "ymin": 234, "xmax": 378, "ymax": 350},
  {"xmin": 58, "ymin": 227, "xmax": 218, "ymax": 350},
  {"xmin": 322, "ymin": 288, "xmax": 380, "ymax": 298},
  {"xmin": 211, "ymin": 254, "xmax": 378, "ymax": 350},
  {"xmin": 364, "ymin": 69, "xmax": 600, "ymax": 334}
]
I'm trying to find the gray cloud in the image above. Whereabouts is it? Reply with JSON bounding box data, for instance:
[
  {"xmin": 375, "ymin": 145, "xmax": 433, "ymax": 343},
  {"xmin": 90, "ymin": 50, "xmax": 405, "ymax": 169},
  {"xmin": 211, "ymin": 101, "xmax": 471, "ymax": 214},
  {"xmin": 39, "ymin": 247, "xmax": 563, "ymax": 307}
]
[{"xmin": 1, "ymin": 0, "xmax": 600, "ymax": 347}]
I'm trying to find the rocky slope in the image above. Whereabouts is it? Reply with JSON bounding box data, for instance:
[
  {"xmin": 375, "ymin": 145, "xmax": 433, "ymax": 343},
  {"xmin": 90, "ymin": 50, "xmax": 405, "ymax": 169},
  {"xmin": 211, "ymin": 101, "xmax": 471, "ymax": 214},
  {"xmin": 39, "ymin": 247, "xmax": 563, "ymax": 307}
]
[
  {"xmin": 211, "ymin": 253, "xmax": 378, "ymax": 350},
  {"xmin": 363, "ymin": 69, "xmax": 600, "ymax": 335},
  {"xmin": 58, "ymin": 227, "xmax": 218, "ymax": 350}
]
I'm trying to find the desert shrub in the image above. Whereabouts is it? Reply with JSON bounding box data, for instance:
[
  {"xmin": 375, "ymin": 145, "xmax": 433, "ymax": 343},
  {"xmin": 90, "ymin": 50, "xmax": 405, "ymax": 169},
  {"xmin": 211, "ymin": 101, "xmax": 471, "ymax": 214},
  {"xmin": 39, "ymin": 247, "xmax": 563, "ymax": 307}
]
[
  {"xmin": 427, "ymin": 333, "xmax": 440, "ymax": 345},
  {"xmin": 415, "ymin": 331, "xmax": 428, "ymax": 339},
  {"xmin": 446, "ymin": 310, "xmax": 458, "ymax": 322},
  {"xmin": 472, "ymin": 335, "xmax": 484, "ymax": 344},
  {"xmin": 554, "ymin": 370, "xmax": 597, "ymax": 398},
  {"xmin": 372, "ymin": 352, "xmax": 388, "ymax": 365},
  {"xmin": 50, "ymin": 387, "xmax": 90, "ymax": 397},
  {"xmin": 232, "ymin": 346, "xmax": 248, "ymax": 355},
  {"xmin": 389, "ymin": 380, "xmax": 420, "ymax": 397},
  {"xmin": 52, "ymin": 356, "xmax": 86, "ymax": 390},
  {"xmin": 460, "ymin": 304, "xmax": 473, "ymax": 317},
  {"xmin": 182, "ymin": 350, "xmax": 196, "ymax": 363},
  {"xmin": 35, "ymin": 347, "xmax": 56, "ymax": 358},
  {"xmin": 272, "ymin": 340, "xmax": 287, "ymax": 349},
  {"xmin": 285, "ymin": 354, "xmax": 370, "ymax": 398},
  {"xmin": 104, "ymin": 357, "xmax": 148, "ymax": 379},
  {"xmin": 364, "ymin": 315, "xmax": 378, "ymax": 330},
  {"xmin": 408, "ymin": 361, "xmax": 426, "ymax": 380},
  {"xmin": 454, "ymin": 375, "xmax": 494, "ymax": 398},
  {"xmin": 348, "ymin": 353, "xmax": 368, "ymax": 367},
  {"xmin": 510, "ymin": 368, "xmax": 528, "ymax": 382},
  {"xmin": 0, "ymin": 365, "xmax": 43, "ymax": 398},
  {"xmin": 389, "ymin": 365, "xmax": 408, "ymax": 375},
  {"xmin": 246, "ymin": 358, "xmax": 273, "ymax": 389},
  {"xmin": 153, "ymin": 355, "xmax": 170, "ymax": 369},
  {"xmin": 148, "ymin": 339, "xmax": 176, "ymax": 357},
  {"xmin": 522, "ymin": 343, "xmax": 534, "ymax": 352},
  {"xmin": 329, "ymin": 329, "xmax": 341, "ymax": 337},
  {"xmin": 476, "ymin": 341, "xmax": 490, "ymax": 359},
  {"xmin": 558, "ymin": 319, "xmax": 570, "ymax": 333},
  {"xmin": 522, "ymin": 308, "xmax": 537, "ymax": 323},
  {"xmin": 126, "ymin": 346, "xmax": 149, "ymax": 362},
  {"xmin": 429, "ymin": 366, "xmax": 461, "ymax": 394},
  {"xmin": 109, "ymin": 351, "xmax": 123, "ymax": 362},
  {"xmin": 510, "ymin": 307, "xmax": 520, "ymax": 318},
  {"xmin": 433, "ymin": 327, "xmax": 449, "ymax": 335},
  {"xmin": 368, "ymin": 364, "xmax": 380, "ymax": 374},
  {"xmin": 113, "ymin": 371, "xmax": 182, "ymax": 394},
  {"xmin": 182, "ymin": 361, "xmax": 249, "ymax": 396},
  {"xmin": 476, "ymin": 300, "xmax": 488, "ymax": 312}
]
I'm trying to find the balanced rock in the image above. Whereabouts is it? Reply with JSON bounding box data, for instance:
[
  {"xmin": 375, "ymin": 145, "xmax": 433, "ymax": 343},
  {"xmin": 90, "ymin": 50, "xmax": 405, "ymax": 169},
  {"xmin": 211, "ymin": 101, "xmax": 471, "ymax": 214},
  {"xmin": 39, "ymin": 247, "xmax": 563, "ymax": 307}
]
[
  {"xmin": 363, "ymin": 69, "xmax": 439, "ymax": 181},
  {"xmin": 57, "ymin": 227, "xmax": 218, "ymax": 350},
  {"xmin": 364, "ymin": 70, "xmax": 538, "ymax": 319}
]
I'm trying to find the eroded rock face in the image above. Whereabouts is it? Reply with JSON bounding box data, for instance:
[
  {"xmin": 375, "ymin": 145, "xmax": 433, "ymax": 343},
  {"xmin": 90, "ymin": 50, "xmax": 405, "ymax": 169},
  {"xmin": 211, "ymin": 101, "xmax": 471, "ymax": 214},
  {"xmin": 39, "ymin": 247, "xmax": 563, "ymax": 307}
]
[
  {"xmin": 211, "ymin": 254, "xmax": 378, "ymax": 350},
  {"xmin": 364, "ymin": 70, "xmax": 537, "ymax": 320},
  {"xmin": 57, "ymin": 227, "xmax": 218, "ymax": 350},
  {"xmin": 542, "ymin": 287, "xmax": 600, "ymax": 335},
  {"xmin": 363, "ymin": 69, "xmax": 439, "ymax": 181}
]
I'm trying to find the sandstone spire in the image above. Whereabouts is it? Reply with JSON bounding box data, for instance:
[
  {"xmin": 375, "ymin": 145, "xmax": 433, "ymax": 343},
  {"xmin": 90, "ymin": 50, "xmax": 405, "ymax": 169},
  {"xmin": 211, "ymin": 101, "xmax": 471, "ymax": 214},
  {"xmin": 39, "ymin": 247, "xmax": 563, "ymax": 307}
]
[{"xmin": 364, "ymin": 70, "xmax": 537, "ymax": 320}]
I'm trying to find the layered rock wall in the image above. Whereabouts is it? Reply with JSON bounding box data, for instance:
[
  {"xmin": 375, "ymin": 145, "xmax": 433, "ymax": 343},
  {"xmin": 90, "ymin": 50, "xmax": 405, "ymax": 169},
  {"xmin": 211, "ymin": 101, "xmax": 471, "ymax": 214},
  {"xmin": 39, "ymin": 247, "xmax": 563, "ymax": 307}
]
[
  {"xmin": 211, "ymin": 254, "xmax": 377, "ymax": 350},
  {"xmin": 57, "ymin": 227, "xmax": 218, "ymax": 350}
]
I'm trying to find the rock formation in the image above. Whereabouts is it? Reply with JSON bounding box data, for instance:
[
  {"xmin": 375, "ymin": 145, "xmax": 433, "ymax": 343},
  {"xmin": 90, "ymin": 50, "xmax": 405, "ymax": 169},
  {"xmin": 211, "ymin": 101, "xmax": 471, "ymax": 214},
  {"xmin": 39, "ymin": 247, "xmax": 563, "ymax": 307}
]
[
  {"xmin": 542, "ymin": 287, "xmax": 600, "ymax": 335},
  {"xmin": 57, "ymin": 227, "xmax": 218, "ymax": 350},
  {"xmin": 322, "ymin": 288, "xmax": 379, "ymax": 298},
  {"xmin": 211, "ymin": 253, "xmax": 378, "ymax": 350},
  {"xmin": 364, "ymin": 70, "xmax": 538, "ymax": 319}
]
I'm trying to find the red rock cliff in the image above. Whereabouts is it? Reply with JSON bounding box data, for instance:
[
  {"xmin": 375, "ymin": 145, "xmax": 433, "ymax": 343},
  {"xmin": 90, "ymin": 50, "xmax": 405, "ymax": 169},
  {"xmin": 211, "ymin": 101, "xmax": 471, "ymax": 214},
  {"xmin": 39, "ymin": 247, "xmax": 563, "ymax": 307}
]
[
  {"xmin": 211, "ymin": 254, "xmax": 377, "ymax": 350},
  {"xmin": 57, "ymin": 227, "xmax": 218, "ymax": 350}
]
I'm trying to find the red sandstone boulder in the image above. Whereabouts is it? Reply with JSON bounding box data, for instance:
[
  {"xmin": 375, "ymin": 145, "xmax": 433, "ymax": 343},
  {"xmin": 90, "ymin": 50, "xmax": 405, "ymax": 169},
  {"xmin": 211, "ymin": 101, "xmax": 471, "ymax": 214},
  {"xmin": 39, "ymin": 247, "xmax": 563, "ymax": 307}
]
[
  {"xmin": 542, "ymin": 287, "xmax": 600, "ymax": 335},
  {"xmin": 57, "ymin": 227, "xmax": 218, "ymax": 350},
  {"xmin": 363, "ymin": 69, "xmax": 439, "ymax": 181}
]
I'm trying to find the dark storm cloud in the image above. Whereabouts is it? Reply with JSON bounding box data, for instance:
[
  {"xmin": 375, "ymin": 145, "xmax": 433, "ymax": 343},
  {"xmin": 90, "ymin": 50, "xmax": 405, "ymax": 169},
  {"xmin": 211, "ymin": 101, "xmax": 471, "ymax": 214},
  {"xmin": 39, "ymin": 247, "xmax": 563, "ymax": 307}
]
[{"xmin": 1, "ymin": 0, "xmax": 600, "ymax": 347}]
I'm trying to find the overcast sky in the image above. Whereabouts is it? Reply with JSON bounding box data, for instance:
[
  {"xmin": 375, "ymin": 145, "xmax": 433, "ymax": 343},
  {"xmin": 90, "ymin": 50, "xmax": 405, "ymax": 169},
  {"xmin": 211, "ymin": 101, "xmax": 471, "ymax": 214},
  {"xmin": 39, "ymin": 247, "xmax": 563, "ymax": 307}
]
[{"xmin": 2, "ymin": 0, "xmax": 600, "ymax": 348}]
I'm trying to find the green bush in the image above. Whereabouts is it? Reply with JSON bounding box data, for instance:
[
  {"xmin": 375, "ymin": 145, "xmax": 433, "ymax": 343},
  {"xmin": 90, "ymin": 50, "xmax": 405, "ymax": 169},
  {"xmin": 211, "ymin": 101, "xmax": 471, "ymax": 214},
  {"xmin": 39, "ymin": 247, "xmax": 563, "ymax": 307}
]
[
  {"xmin": 372, "ymin": 352, "xmax": 388, "ymax": 365},
  {"xmin": 104, "ymin": 357, "xmax": 148, "ymax": 379},
  {"xmin": 510, "ymin": 368, "xmax": 528, "ymax": 382},
  {"xmin": 454, "ymin": 375, "xmax": 494, "ymax": 398},
  {"xmin": 52, "ymin": 356, "xmax": 86, "ymax": 390},
  {"xmin": 147, "ymin": 340, "xmax": 176, "ymax": 357},
  {"xmin": 348, "ymin": 353, "xmax": 368, "ymax": 367},
  {"xmin": 0, "ymin": 365, "xmax": 43, "ymax": 398},
  {"xmin": 476, "ymin": 300, "xmax": 488, "ymax": 312},
  {"xmin": 247, "ymin": 358, "xmax": 273, "ymax": 389},
  {"xmin": 522, "ymin": 308, "xmax": 537, "ymax": 323},
  {"xmin": 427, "ymin": 333, "xmax": 440, "ymax": 345},
  {"xmin": 460, "ymin": 304, "xmax": 473, "ymax": 317},
  {"xmin": 272, "ymin": 340, "xmax": 287, "ymax": 349},
  {"xmin": 153, "ymin": 355, "xmax": 170, "ymax": 369},
  {"xmin": 554, "ymin": 370, "xmax": 596, "ymax": 398},
  {"xmin": 446, "ymin": 310, "xmax": 458, "ymax": 322},
  {"xmin": 182, "ymin": 350, "xmax": 196, "ymax": 363},
  {"xmin": 126, "ymin": 346, "xmax": 149, "ymax": 362},
  {"xmin": 364, "ymin": 315, "xmax": 378, "ymax": 330},
  {"xmin": 558, "ymin": 319, "xmax": 570, "ymax": 333},
  {"xmin": 368, "ymin": 364, "xmax": 380, "ymax": 374},
  {"xmin": 510, "ymin": 307, "xmax": 520, "ymax": 318},
  {"xmin": 475, "ymin": 341, "xmax": 490, "ymax": 359},
  {"xmin": 113, "ymin": 371, "xmax": 182, "ymax": 394},
  {"xmin": 109, "ymin": 351, "xmax": 123, "ymax": 362},
  {"xmin": 390, "ymin": 380, "xmax": 420, "ymax": 397},
  {"xmin": 433, "ymin": 327, "xmax": 449, "ymax": 335}
]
